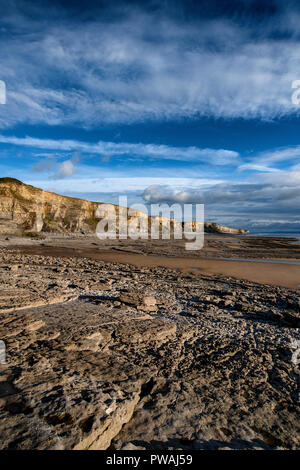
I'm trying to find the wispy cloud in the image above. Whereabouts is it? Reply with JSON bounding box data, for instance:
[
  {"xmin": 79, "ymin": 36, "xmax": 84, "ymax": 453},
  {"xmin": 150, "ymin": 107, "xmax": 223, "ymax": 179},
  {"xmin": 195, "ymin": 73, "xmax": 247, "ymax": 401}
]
[
  {"xmin": 33, "ymin": 156, "xmax": 56, "ymax": 173},
  {"xmin": 0, "ymin": 2, "xmax": 300, "ymax": 128},
  {"xmin": 238, "ymin": 163, "xmax": 280, "ymax": 173},
  {"xmin": 238, "ymin": 145, "xmax": 300, "ymax": 172},
  {"xmin": 0, "ymin": 134, "xmax": 239, "ymax": 165},
  {"xmin": 254, "ymin": 145, "xmax": 300, "ymax": 164}
]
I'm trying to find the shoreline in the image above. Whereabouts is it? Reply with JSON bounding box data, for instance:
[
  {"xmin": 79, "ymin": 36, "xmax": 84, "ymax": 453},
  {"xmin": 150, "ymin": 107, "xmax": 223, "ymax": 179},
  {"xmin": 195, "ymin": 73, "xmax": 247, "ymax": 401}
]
[{"xmin": 7, "ymin": 243, "xmax": 300, "ymax": 289}]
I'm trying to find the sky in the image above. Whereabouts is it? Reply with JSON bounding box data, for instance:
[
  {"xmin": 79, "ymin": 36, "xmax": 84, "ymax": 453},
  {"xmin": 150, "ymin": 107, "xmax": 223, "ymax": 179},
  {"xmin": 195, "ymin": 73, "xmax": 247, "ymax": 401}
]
[{"xmin": 0, "ymin": 0, "xmax": 300, "ymax": 232}]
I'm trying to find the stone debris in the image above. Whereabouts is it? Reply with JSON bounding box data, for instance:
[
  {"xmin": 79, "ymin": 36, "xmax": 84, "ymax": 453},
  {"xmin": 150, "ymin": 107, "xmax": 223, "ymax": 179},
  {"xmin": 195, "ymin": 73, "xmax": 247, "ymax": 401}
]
[
  {"xmin": 0, "ymin": 247, "xmax": 299, "ymax": 450},
  {"xmin": 119, "ymin": 293, "xmax": 157, "ymax": 312}
]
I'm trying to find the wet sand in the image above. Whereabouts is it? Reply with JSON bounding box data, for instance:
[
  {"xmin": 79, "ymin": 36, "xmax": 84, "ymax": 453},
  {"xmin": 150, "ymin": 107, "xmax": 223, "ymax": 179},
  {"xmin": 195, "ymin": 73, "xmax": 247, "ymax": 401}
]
[{"xmin": 8, "ymin": 244, "xmax": 300, "ymax": 289}]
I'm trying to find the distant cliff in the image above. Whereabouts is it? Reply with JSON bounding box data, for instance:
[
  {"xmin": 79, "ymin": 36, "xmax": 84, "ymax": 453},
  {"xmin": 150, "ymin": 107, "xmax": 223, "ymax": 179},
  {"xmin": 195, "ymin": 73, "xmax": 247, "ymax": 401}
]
[{"xmin": 0, "ymin": 178, "xmax": 249, "ymax": 235}]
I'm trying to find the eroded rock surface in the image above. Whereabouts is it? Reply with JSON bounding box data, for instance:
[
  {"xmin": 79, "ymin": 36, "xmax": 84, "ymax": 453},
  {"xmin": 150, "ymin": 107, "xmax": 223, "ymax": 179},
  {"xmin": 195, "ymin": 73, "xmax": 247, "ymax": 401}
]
[{"xmin": 0, "ymin": 248, "xmax": 299, "ymax": 450}]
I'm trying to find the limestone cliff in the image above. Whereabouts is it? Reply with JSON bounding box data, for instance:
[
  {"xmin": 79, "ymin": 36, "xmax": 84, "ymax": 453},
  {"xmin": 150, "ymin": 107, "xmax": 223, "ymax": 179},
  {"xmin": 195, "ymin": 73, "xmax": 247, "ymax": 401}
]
[{"xmin": 0, "ymin": 177, "xmax": 249, "ymax": 235}]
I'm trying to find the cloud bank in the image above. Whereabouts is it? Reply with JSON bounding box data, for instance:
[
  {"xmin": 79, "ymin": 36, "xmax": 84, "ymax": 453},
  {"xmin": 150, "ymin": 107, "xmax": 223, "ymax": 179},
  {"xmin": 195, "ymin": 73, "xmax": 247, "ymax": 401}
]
[{"xmin": 142, "ymin": 168, "xmax": 300, "ymax": 231}]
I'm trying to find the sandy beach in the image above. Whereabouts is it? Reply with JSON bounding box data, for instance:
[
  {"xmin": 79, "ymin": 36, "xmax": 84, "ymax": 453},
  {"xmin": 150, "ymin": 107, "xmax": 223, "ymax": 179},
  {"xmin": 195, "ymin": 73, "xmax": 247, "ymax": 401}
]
[{"xmin": 6, "ymin": 233, "xmax": 300, "ymax": 289}]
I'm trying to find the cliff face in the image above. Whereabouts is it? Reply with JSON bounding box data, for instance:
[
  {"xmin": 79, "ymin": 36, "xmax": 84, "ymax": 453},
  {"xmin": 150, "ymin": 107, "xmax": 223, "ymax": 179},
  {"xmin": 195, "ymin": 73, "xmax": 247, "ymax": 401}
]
[
  {"xmin": 0, "ymin": 178, "xmax": 248, "ymax": 235},
  {"xmin": 0, "ymin": 177, "xmax": 101, "ymax": 234},
  {"xmin": 203, "ymin": 222, "xmax": 248, "ymax": 234}
]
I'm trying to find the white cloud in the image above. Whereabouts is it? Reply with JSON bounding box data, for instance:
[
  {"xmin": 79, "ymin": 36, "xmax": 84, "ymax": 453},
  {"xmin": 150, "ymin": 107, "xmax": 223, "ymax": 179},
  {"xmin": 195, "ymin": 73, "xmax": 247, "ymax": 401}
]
[
  {"xmin": 238, "ymin": 163, "xmax": 280, "ymax": 173},
  {"xmin": 253, "ymin": 146, "xmax": 300, "ymax": 164},
  {"xmin": 55, "ymin": 159, "xmax": 76, "ymax": 179},
  {"xmin": 32, "ymin": 150, "xmax": 80, "ymax": 179},
  {"xmin": 238, "ymin": 145, "xmax": 300, "ymax": 173},
  {"xmin": 0, "ymin": 134, "xmax": 239, "ymax": 164}
]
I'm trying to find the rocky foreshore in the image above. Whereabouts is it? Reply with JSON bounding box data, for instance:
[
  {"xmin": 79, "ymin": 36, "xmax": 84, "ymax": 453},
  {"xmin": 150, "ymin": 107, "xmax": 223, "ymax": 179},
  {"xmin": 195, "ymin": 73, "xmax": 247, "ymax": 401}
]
[{"xmin": 0, "ymin": 247, "xmax": 299, "ymax": 450}]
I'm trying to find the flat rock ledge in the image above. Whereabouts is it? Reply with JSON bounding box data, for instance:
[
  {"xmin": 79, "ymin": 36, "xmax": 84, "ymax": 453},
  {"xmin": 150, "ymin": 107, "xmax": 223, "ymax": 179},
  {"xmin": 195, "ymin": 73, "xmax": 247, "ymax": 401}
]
[{"xmin": 0, "ymin": 248, "xmax": 299, "ymax": 450}]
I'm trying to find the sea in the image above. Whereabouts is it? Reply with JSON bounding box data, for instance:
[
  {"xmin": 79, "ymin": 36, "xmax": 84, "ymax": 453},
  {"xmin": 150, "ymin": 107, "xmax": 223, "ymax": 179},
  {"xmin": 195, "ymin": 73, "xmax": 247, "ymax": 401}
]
[{"xmin": 244, "ymin": 232, "xmax": 300, "ymax": 244}]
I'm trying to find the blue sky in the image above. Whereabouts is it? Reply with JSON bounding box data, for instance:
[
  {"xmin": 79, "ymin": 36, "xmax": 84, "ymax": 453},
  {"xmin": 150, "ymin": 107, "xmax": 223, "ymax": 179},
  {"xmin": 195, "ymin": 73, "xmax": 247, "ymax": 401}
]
[{"xmin": 0, "ymin": 0, "xmax": 300, "ymax": 232}]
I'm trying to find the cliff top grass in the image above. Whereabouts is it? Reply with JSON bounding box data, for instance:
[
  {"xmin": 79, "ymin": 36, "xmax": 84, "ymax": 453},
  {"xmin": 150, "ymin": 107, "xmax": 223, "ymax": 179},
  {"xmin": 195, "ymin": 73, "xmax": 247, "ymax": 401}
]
[{"xmin": 0, "ymin": 177, "xmax": 23, "ymax": 185}]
